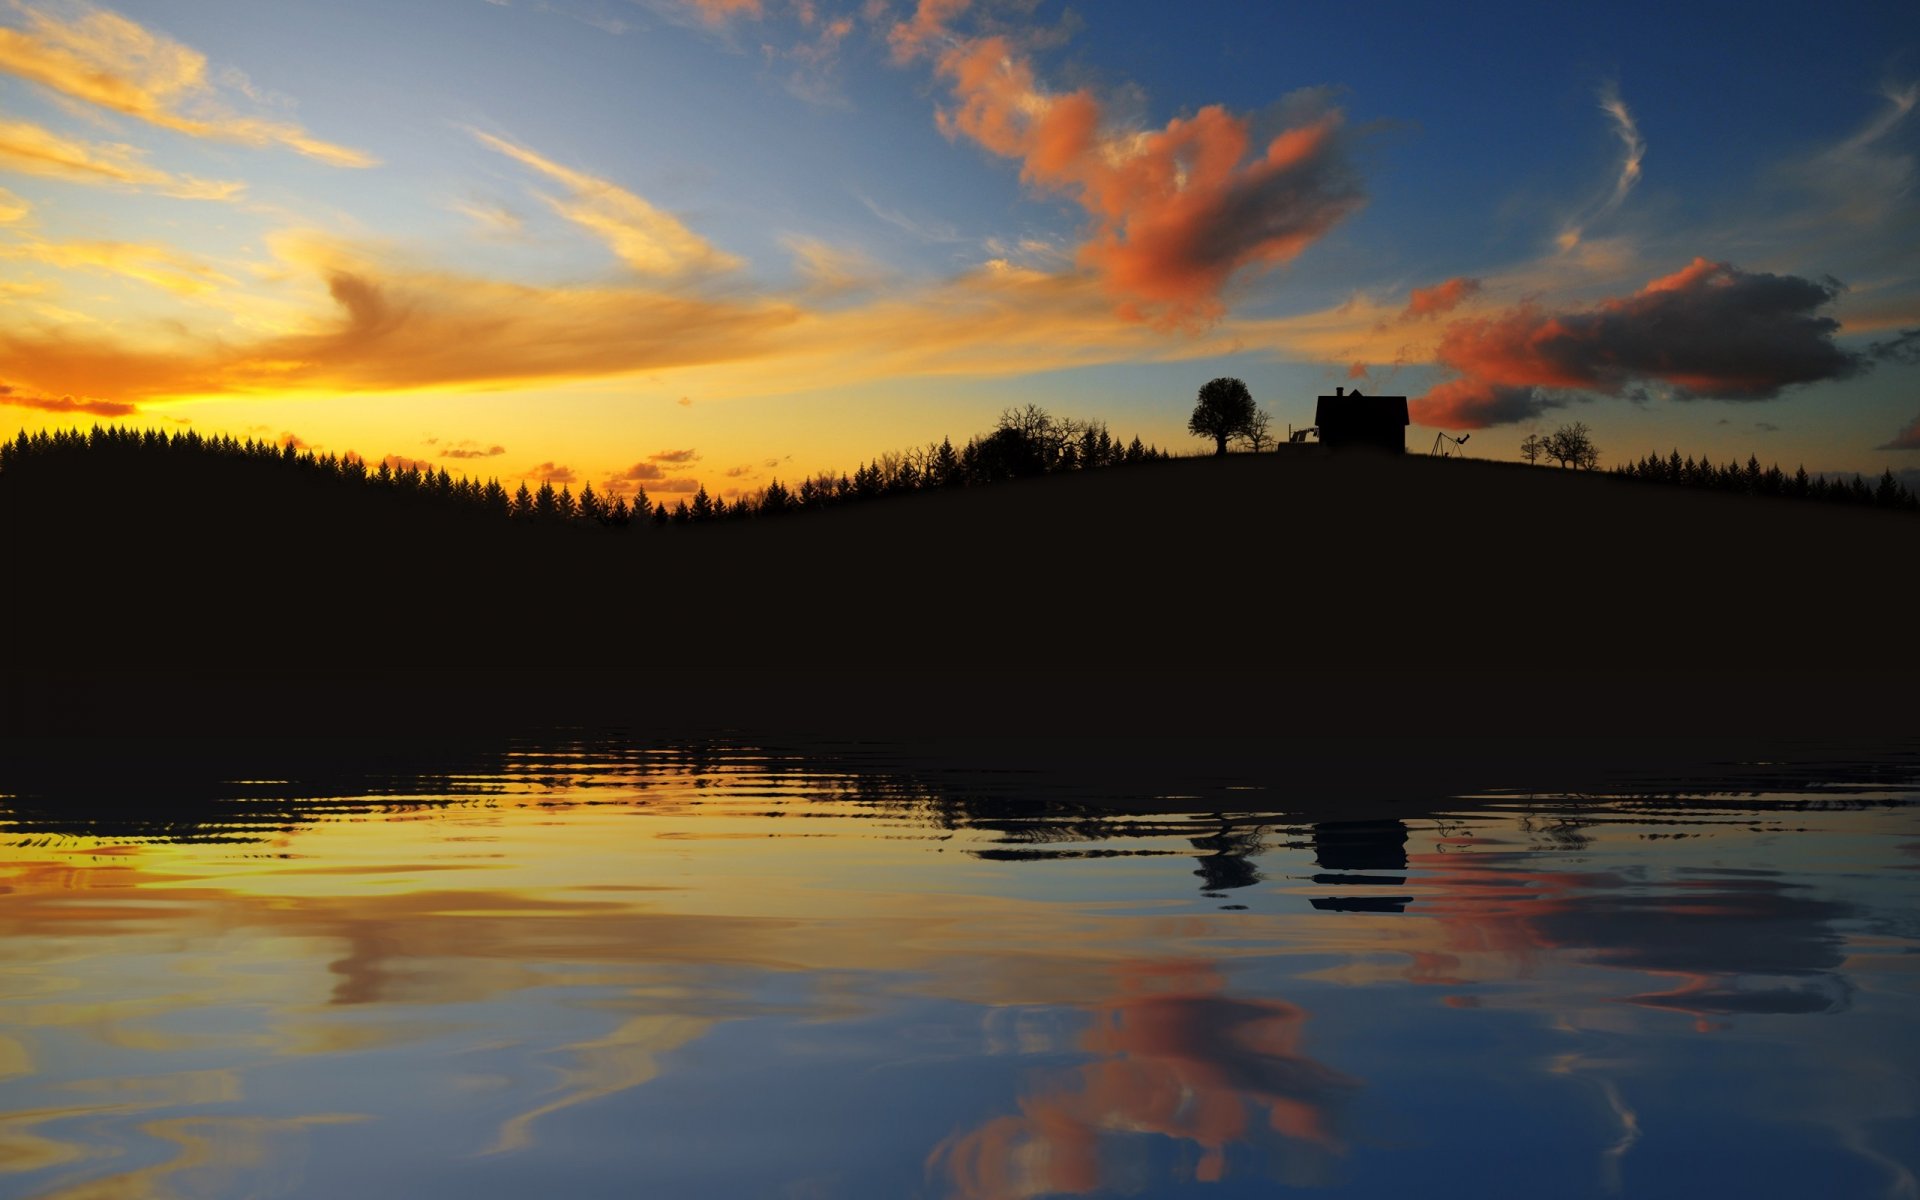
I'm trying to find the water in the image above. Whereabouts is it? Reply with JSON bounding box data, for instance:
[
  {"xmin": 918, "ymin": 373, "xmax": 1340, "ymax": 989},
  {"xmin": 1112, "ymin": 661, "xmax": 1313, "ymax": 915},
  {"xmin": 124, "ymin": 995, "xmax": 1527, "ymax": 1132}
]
[{"xmin": 1, "ymin": 740, "xmax": 1916, "ymax": 1199}]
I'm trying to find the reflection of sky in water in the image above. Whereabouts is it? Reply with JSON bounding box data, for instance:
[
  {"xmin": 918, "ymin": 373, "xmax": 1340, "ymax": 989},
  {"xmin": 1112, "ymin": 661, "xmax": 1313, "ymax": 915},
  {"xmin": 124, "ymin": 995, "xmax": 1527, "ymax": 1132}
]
[{"xmin": 0, "ymin": 748, "xmax": 1915, "ymax": 1199}]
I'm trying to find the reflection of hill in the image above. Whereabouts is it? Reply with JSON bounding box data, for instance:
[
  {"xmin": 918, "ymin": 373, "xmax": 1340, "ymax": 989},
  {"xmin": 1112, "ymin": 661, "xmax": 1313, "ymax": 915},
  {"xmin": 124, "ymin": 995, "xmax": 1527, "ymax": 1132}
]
[
  {"xmin": 4, "ymin": 731, "xmax": 1914, "ymax": 856},
  {"xmin": 3, "ymin": 451, "xmax": 1916, "ymax": 752}
]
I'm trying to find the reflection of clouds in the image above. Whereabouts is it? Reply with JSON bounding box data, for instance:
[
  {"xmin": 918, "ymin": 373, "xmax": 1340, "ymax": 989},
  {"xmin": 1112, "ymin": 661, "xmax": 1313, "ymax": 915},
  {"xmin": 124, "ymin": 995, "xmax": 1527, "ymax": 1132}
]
[
  {"xmin": 1401, "ymin": 852, "xmax": 1859, "ymax": 1018},
  {"xmin": 487, "ymin": 1014, "xmax": 712, "ymax": 1154},
  {"xmin": 28, "ymin": 1114, "xmax": 364, "ymax": 1200},
  {"xmin": 0, "ymin": 1059, "xmax": 358, "ymax": 1197},
  {"xmin": 931, "ymin": 961, "xmax": 1355, "ymax": 1198},
  {"xmin": 1547, "ymin": 1051, "xmax": 1641, "ymax": 1194}
]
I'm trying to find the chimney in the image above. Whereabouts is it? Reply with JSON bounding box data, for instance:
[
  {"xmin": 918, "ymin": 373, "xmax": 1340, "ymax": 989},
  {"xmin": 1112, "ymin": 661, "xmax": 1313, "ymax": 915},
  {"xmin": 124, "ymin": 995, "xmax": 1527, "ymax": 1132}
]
[{"xmin": 1335, "ymin": 386, "xmax": 1345, "ymax": 397}]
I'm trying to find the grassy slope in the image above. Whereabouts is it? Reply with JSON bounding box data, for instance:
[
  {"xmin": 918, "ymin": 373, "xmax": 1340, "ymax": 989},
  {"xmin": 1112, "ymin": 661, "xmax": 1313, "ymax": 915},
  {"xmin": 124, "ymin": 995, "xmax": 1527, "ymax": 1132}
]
[{"xmin": 4, "ymin": 450, "xmax": 1914, "ymax": 744}]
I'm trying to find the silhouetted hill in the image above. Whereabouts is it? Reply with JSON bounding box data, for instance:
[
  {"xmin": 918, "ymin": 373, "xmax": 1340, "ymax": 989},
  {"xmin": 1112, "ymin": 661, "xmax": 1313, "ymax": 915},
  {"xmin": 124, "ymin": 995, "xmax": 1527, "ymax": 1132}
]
[{"xmin": 4, "ymin": 446, "xmax": 1914, "ymax": 748}]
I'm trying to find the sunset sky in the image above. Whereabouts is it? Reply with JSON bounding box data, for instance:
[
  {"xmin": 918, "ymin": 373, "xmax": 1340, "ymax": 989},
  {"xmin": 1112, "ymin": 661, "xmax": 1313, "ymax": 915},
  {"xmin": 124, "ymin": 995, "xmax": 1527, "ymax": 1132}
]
[{"xmin": 2, "ymin": 0, "xmax": 1916, "ymax": 500}]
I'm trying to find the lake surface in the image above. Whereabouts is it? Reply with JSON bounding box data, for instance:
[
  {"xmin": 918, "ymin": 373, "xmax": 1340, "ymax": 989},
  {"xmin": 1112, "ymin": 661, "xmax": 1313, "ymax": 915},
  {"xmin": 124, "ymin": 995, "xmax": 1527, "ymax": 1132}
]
[{"xmin": 1, "ymin": 739, "xmax": 1916, "ymax": 1199}]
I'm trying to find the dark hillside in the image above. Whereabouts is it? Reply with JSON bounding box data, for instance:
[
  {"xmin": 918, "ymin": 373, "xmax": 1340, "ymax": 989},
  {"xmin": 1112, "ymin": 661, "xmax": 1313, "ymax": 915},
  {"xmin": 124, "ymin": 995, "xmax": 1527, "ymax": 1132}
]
[{"xmin": 3, "ymin": 446, "xmax": 1914, "ymax": 746}]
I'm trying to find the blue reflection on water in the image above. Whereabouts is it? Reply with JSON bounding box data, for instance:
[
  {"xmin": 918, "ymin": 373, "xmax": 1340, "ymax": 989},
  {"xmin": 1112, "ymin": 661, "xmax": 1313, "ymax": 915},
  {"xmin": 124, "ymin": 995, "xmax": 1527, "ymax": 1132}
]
[{"xmin": 0, "ymin": 740, "xmax": 1914, "ymax": 1199}]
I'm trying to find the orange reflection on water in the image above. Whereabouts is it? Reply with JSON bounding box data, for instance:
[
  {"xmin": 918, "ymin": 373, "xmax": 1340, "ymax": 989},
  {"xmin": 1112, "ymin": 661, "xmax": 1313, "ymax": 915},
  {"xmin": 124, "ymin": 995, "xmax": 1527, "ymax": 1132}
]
[{"xmin": 931, "ymin": 960, "xmax": 1353, "ymax": 1198}]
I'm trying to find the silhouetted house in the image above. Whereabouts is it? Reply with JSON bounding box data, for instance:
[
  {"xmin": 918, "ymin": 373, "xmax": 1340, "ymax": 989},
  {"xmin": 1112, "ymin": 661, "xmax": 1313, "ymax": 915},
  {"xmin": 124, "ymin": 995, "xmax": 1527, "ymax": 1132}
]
[{"xmin": 1314, "ymin": 387, "xmax": 1409, "ymax": 453}]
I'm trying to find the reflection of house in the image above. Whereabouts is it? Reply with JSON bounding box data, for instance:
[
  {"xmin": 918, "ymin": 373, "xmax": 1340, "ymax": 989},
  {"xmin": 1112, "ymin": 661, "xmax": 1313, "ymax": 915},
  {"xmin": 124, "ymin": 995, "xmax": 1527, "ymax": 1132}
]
[{"xmin": 1314, "ymin": 387, "xmax": 1409, "ymax": 453}]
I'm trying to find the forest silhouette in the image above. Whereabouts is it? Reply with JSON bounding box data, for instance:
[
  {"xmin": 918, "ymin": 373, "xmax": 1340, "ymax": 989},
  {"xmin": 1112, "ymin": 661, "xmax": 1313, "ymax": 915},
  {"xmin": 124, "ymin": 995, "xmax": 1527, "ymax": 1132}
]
[
  {"xmin": 2, "ymin": 413, "xmax": 1916, "ymax": 750},
  {"xmin": 0, "ymin": 408, "xmax": 1170, "ymax": 534}
]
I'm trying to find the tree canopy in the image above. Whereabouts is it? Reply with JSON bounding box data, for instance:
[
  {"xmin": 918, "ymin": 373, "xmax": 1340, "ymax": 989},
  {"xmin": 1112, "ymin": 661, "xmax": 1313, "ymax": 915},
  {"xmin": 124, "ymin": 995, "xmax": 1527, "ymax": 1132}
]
[{"xmin": 1188, "ymin": 378, "xmax": 1257, "ymax": 456}]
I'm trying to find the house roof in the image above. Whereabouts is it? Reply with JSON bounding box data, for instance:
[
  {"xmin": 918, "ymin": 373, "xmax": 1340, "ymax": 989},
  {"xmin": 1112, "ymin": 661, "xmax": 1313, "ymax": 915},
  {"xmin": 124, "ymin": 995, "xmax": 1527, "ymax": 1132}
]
[{"xmin": 1315, "ymin": 392, "xmax": 1410, "ymax": 427}]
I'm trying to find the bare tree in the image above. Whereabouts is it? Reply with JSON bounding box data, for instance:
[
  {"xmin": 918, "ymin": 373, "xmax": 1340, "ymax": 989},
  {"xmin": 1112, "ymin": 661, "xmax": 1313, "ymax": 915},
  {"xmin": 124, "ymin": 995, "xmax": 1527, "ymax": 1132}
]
[
  {"xmin": 1542, "ymin": 422, "xmax": 1599, "ymax": 469},
  {"xmin": 1519, "ymin": 432, "xmax": 1545, "ymax": 465},
  {"xmin": 1235, "ymin": 406, "xmax": 1275, "ymax": 452}
]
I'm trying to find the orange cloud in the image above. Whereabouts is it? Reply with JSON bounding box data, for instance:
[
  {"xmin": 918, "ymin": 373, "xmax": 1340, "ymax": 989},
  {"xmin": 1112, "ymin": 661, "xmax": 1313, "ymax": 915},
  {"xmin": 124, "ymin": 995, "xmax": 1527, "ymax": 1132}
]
[
  {"xmin": 4, "ymin": 223, "xmax": 1396, "ymax": 415},
  {"xmin": 902, "ymin": 17, "xmax": 1360, "ymax": 323},
  {"xmin": 0, "ymin": 186, "xmax": 28, "ymax": 223},
  {"xmin": 0, "ymin": 116, "xmax": 242, "ymax": 198},
  {"xmin": 0, "ymin": 3, "xmax": 374, "ymax": 167},
  {"xmin": 1411, "ymin": 258, "xmax": 1860, "ymax": 428},
  {"xmin": 523, "ymin": 461, "xmax": 577, "ymax": 484},
  {"xmin": 1400, "ymin": 276, "xmax": 1480, "ymax": 321},
  {"xmin": 0, "ymin": 378, "xmax": 134, "ymax": 416},
  {"xmin": 472, "ymin": 131, "xmax": 741, "ymax": 276},
  {"xmin": 0, "ymin": 237, "xmax": 1217, "ymax": 404}
]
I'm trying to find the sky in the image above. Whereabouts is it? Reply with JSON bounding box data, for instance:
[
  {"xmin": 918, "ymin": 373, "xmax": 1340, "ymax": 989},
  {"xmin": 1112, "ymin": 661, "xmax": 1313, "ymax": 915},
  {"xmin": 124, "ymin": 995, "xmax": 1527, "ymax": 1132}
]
[{"xmin": 1, "ymin": 0, "xmax": 1916, "ymax": 502}]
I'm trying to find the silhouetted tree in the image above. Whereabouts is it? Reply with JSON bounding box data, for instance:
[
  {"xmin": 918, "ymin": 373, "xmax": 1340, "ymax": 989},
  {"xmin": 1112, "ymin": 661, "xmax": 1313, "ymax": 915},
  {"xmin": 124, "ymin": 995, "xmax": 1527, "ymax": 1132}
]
[
  {"xmin": 690, "ymin": 486, "xmax": 714, "ymax": 520},
  {"xmin": 1520, "ymin": 432, "xmax": 1545, "ymax": 465},
  {"xmin": 1236, "ymin": 406, "xmax": 1275, "ymax": 452},
  {"xmin": 1543, "ymin": 422, "xmax": 1599, "ymax": 469},
  {"xmin": 931, "ymin": 437, "xmax": 961, "ymax": 487},
  {"xmin": 1189, "ymin": 377, "xmax": 1256, "ymax": 456}
]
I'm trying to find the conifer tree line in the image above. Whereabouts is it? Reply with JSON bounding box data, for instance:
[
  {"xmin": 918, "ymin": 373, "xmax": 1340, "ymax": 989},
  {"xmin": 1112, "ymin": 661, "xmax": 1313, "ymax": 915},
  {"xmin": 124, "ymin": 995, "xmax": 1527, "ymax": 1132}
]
[
  {"xmin": 0, "ymin": 406, "xmax": 1169, "ymax": 530},
  {"xmin": 1611, "ymin": 449, "xmax": 1918, "ymax": 512}
]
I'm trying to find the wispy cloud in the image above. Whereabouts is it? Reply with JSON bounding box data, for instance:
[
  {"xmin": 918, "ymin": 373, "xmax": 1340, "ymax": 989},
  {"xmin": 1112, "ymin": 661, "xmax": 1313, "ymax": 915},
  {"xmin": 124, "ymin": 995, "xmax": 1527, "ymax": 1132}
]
[
  {"xmin": 0, "ymin": 238, "xmax": 235, "ymax": 295},
  {"xmin": 0, "ymin": 186, "xmax": 28, "ymax": 223},
  {"xmin": 0, "ymin": 3, "xmax": 375, "ymax": 167},
  {"xmin": 451, "ymin": 199, "xmax": 526, "ymax": 236},
  {"xmin": 0, "ymin": 115, "xmax": 243, "ymax": 198},
  {"xmin": 1557, "ymin": 82, "xmax": 1645, "ymax": 252},
  {"xmin": 857, "ymin": 190, "xmax": 963, "ymax": 243},
  {"xmin": 472, "ymin": 131, "xmax": 742, "ymax": 276},
  {"xmin": 1797, "ymin": 82, "xmax": 1916, "ymax": 228}
]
